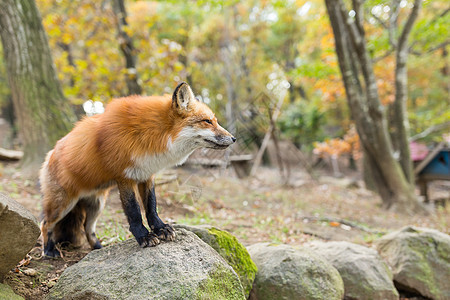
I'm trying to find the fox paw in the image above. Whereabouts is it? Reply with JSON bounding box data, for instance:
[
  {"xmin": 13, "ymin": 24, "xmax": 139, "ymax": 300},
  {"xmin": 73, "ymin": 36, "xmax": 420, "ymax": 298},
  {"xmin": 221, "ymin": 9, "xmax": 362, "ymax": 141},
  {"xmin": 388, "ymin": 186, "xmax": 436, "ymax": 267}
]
[
  {"xmin": 43, "ymin": 239, "xmax": 61, "ymax": 258},
  {"xmin": 154, "ymin": 224, "xmax": 176, "ymax": 241},
  {"xmin": 43, "ymin": 248, "xmax": 61, "ymax": 258},
  {"xmin": 93, "ymin": 240, "xmax": 103, "ymax": 250},
  {"xmin": 137, "ymin": 233, "xmax": 160, "ymax": 248}
]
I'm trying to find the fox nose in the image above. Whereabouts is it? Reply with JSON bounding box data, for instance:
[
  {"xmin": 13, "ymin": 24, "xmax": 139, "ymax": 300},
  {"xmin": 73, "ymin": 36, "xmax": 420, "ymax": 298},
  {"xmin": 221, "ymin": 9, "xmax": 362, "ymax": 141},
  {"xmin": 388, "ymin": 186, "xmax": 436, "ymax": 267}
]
[{"xmin": 231, "ymin": 137, "xmax": 236, "ymax": 143}]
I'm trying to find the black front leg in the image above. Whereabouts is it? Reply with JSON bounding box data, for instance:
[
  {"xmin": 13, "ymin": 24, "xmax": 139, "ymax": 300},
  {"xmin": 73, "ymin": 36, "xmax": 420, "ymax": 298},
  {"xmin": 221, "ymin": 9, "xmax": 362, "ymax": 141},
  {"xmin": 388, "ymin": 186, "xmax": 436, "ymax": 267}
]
[
  {"xmin": 43, "ymin": 231, "xmax": 60, "ymax": 258},
  {"xmin": 138, "ymin": 179, "xmax": 175, "ymax": 241},
  {"xmin": 117, "ymin": 180, "xmax": 159, "ymax": 247}
]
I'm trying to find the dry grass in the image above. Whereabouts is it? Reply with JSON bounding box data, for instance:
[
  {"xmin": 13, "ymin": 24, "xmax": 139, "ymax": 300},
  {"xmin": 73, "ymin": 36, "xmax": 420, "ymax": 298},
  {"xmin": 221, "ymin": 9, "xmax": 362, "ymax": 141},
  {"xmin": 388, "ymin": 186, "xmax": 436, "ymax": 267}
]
[{"xmin": 0, "ymin": 161, "xmax": 449, "ymax": 299}]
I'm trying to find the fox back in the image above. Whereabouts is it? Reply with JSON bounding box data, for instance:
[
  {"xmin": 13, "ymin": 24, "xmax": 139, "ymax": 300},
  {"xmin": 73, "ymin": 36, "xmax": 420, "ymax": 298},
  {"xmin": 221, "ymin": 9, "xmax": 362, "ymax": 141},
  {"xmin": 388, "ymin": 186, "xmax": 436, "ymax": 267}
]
[
  {"xmin": 41, "ymin": 88, "xmax": 234, "ymax": 196},
  {"xmin": 40, "ymin": 82, "xmax": 235, "ymax": 257}
]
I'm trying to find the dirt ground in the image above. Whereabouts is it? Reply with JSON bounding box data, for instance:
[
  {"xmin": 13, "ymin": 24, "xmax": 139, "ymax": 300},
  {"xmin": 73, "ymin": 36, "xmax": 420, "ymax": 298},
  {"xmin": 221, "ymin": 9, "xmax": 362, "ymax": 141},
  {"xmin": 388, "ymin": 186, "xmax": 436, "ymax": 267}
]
[{"xmin": 1, "ymin": 161, "xmax": 449, "ymax": 299}]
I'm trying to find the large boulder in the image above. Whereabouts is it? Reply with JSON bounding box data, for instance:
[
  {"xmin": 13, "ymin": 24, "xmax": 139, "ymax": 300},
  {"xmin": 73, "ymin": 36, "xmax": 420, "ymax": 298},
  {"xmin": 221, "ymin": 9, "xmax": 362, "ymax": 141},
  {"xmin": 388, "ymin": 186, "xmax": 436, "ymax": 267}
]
[
  {"xmin": 48, "ymin": 228, "xmax": 245, "ymax": 300},
  {"xmin": 247, "ymin": 243, "xmax": 344, "ymax": 300},
  {"xmin": 175, "ymin": 224, "xmax": 257, "ymax": 298},
  {"xmin": 0, "ymin": 193, "xmax": 40, "ymax": 280},
  {"xmin": 0, "ymin": 283, "xmax": 24, "ymax": 300},
  {"xmin": 376, "ymin": 226, "xmax": 450, "ymax": 300},
  {"xmin": 305, "ymin": 241, "xmax": 399, "ymax": 300}
]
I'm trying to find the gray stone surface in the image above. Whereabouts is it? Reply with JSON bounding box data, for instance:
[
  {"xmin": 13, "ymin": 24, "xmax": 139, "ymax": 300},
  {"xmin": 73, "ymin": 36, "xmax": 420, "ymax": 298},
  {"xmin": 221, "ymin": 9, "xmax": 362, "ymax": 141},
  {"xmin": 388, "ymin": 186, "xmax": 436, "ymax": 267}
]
[
  {"xmin": 47, "ymin": 228, "xmax": 245, "ymax": 300},
  {"xmin": 247, "ymin": 243, "xmax": 344, "ymax": 300},
  {"xmin": 376, "ymin": 226, "xmax": 450, "ymax": 300},
  {"xmin": 174, "ymin": 224, "xmax": 257, "ymax": 298},
  {"xmin": 0, "ymin": 283, "xmax": 24, "ymax": 300},
  {"xmin": 305, "ymin": 241, "xmax": 399, "ymax": 300},
  {"xmin": 0, "ymin": 193, "xmax": 40, "ymax": 280}
]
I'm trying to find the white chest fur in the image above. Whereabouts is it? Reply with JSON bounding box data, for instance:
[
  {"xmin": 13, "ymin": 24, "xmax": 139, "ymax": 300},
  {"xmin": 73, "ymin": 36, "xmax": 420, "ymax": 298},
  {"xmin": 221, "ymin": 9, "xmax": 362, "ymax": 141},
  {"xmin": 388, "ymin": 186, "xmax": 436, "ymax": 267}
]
[{"xmin": 123, "ymin": 127, "xmax": 201, "ymax": 182}]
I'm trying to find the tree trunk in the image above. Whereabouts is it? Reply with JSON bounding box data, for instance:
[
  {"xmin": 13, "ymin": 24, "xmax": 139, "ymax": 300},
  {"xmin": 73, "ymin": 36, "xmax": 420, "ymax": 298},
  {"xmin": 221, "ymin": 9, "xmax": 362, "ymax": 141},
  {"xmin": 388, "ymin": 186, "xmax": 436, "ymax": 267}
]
[
  {"xmin": 0, "ymin": 0, "xmax": 76, "ymax": 175},
  {"xmin": 112, "ymin": 0, "xmax": 142, "ymax": 96},
  {"xmin": 324, "ymin": 0, "xmax": 424, "ymax": 214},
  {"xmin": 389, "ymin": 0, "xmax": 422, "ymax": 185},
  {"xmin": 57, "ymin": 42, "xmax": 76, "ymax": 87}
]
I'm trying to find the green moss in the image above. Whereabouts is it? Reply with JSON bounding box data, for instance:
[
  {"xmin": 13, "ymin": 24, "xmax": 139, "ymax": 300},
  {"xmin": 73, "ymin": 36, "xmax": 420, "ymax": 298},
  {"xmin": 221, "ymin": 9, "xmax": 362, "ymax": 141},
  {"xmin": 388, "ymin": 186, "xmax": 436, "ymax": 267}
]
[
  {"xmin": 0, "ymin": 283, "xmax": 24, "ymax": 300},
  {"xmin": 251, "ymin": 246, "xmax": 344, "ymax": 300},
  {"xmin": 297, "ymin": 256, "xmax": 344, "ymax": 300},
  {"xmin": 196, "ymin": 264, "xmax": 245, "ymax": 300},
  {"xmin": 176, "ymin": 224, "xmax": 257, "ymax": 297},
  {"xmin": 401, "ymin": 236, "xmax": 440, "ymax": 297},
  {"xmin": 436, "ymin": 242, "xmax": 450, "ymax": 261},
  {"xmin": 206, "ymin": 227, "xmax": 257, "ymax": 297}
]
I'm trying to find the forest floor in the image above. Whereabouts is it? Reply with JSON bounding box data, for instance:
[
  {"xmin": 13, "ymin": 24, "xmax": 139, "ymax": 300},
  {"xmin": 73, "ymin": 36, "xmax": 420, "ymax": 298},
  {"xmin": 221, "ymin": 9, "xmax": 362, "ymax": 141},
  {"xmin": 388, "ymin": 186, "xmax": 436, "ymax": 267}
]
[{"xmin": 1, "ymin": 161, "xmax": 449, "ymax": 299}]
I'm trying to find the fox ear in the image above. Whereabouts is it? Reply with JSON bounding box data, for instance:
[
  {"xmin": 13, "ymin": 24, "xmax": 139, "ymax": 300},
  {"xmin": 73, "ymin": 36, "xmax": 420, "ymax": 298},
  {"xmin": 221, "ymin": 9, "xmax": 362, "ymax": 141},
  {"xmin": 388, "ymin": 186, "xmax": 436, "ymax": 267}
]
[{"xmin": 172, "ymin": 82, "xmax": 195, "ymax": 111}]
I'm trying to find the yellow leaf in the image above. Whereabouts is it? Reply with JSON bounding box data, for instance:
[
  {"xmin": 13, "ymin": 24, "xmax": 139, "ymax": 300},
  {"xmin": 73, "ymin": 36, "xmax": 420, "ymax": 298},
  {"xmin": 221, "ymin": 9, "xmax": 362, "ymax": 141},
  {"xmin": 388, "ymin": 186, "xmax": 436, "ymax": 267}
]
[
  {"xmin": 48, "ymin": 27, "xmax": 61, "ymax": 37},
  {"xmin": 62, "ymin": 33, "xmax": 72, "ymax": 44}
]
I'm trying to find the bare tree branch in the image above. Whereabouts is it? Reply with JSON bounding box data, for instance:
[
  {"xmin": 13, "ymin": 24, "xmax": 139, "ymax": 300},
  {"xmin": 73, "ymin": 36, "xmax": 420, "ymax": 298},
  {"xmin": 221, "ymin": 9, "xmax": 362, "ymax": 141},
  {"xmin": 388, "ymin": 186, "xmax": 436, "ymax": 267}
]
[
  {"xmin": 339, "ymin": 2, "xmax": 364, "ymax": 50},
  {"xmin": 373, "ymin": 49, "xmax": 394, "ymax": 62},
  {"xmin": 397, "ymin": 0, "xmax": 422, "ymax": 54},
  {"xmin": 352, "ymin": 0, "xmax": 365, "ymax": 35},
  {"xmin": 86, "ymin": 0, "xmax": 108, "ymax": 40},
  {"xmin": 410, "ymin": 40, "xmax": 450, "ymax": 56},
  {"xmin": 388, "ymin": 0, "xmax": 401, "ymax": 48},
  {"xmin": 325, "ymin": 0, "xmax": 365, "ymax": 115},
  {"xmin": 340, "ymin": 0, "xmax": 382, "ymax": 111},
  {"xmin": 337, "ymin": 2, "xmax": 365, "ymax": 95},
  {"xmin": 370, "ymin": 12, "xmax": 388, "ymax": 29},
  {"xmin": 410, "ymin": 121, "xmax": 450, "ymax": 142},
  {"xmin": 391, "ymin": 0, "xmax": 422, "ymax": 183},
  {"xmin": 112, "ymin": 0, "xmax": 142, "ymax": 96},
  {"xmin": 429, "ymin": 6, "xmax": 450, "ymax": 24}
]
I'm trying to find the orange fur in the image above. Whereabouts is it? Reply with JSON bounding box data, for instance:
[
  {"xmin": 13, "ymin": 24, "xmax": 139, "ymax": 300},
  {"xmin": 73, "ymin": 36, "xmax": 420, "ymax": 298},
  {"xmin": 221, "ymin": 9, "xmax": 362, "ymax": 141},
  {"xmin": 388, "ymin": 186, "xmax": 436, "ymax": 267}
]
[
  {"xmin": 44, "ymin": 94, "xmax": 222, "ymax": 195},
  {"xmin": 40, "ymin": 83, "xmax": 234, "ymax": 256}
]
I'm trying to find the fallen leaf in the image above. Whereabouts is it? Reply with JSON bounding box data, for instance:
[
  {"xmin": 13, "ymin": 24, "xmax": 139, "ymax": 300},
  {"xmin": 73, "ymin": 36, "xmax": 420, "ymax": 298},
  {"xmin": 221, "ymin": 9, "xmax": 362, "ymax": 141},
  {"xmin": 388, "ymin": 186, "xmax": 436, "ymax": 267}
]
[{"xmin": 329, "ymin": 221, "xmax": 340, "ymax": 227}]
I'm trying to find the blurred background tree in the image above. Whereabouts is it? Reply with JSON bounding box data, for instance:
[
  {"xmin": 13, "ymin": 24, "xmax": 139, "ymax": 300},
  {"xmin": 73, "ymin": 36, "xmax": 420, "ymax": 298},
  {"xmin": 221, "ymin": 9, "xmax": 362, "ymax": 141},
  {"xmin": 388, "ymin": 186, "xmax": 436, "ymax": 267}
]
[
  {"xmin": 325, "ymin": 0, "xmax": 448, "ymax": 213},
  {"xmin": 0, "ymin": 0, "xmax": 448, "ymax": 208},
  {"xmin": 0, "ymin": 0, "xmax": 76, "ymax": 174}
]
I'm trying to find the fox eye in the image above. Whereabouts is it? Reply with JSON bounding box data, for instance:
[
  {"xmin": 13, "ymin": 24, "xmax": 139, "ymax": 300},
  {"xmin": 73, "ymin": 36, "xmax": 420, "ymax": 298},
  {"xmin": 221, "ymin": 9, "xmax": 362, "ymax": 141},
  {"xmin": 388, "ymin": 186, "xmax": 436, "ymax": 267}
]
[{"xmin": 202, "ymin": 119, "xmax": 213, "ymax": 125}]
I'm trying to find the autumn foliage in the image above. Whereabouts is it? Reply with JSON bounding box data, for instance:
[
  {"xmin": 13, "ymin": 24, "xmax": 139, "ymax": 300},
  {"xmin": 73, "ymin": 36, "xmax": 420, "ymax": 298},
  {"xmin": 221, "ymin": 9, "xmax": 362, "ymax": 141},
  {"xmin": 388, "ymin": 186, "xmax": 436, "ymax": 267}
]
[
  {"xmin": 2, "ymin": 0, "xmax": 446, "ymax": 151},
  {"xmin": 313, "ymin": 126, "xmax": 361, "ymax": 160}
]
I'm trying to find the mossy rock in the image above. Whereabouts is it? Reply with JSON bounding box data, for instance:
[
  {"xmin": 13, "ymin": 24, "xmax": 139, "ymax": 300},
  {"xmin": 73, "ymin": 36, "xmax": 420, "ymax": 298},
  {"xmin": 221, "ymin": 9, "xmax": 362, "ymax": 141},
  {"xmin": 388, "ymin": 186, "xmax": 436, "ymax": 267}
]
[
  {"xmin": 48, "ymin": 228, "xmax": 245, "ymax": 300},
  {"xmin": 305, "ymin": 241, "xmax": 399, "ymax": 300},
  {"xmin": 376, "ymin": 226, "xmax": 450, "ymax": 300},
  {"xmin": 0, "ymin": 283, "xmax": 24, "ymax": 300},
  {"xmin": 247, "ymin": 243, "xmax": 344, "ymax": 300},
  {"xmin": 0, "ymin": 193, "xmax": 41, "ymax": 280},
  {"xmin": 175, "ymin": 224, "xmax": 257, "ymax": 298}
]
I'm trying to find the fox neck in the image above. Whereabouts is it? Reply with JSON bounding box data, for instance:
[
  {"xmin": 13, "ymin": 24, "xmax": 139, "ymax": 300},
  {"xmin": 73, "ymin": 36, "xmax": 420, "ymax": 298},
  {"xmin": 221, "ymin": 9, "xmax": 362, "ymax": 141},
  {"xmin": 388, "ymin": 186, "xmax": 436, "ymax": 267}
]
[{"xmin": 124, "ymin": 126, "xmax": 200, "ymax": 182}]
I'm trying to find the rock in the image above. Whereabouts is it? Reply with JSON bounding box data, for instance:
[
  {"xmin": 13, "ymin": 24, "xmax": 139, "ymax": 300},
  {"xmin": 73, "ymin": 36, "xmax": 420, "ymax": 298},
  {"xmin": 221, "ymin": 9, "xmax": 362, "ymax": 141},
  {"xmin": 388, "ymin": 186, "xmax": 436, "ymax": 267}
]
[
  {"xmin": 46, "ymin": 280, "xmax": 56, "ymax": 289},
  {"xmin": 247, "ymin": 243, "xmax": 344, "ymax": 300},
  {"xmin": 305, "ymin": 241, "xmax": 399, "ymax": 300},
  {"xmin": 48, "ymin": 228, "xmax": 245, "ymax": 300},
  {"xmin": 0, "ymin": 147, "xmax": 23, "ymax": 161},
  {"xmin": 0, "ymin": 283, "xmax": 24, "ymax": 300},
  {"xmin": 0, "ymin": 193, "xmax": 40, "ymax": 280},
  {"xmin": 175, "ymin": 224, "xmax": 257, "ymax": 298},
  {"xmin": 376, "ymin": 226, "xmax": 450, "ymax": 300},
  {"xmin": 319, "ymin": 176, "xmax": 360, "ymax": 188},
  {"xmin": 22, "ymin": 268, "xmax": 37, "ymax": 277}
]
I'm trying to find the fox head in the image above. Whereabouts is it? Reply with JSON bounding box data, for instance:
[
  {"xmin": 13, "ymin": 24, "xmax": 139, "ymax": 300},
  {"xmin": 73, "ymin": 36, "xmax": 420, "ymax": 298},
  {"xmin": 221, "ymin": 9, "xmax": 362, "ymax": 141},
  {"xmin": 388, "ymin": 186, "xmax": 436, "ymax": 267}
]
[{"xmin": 171, "ymin": 82, "xmax": 236, "ymax": 150}]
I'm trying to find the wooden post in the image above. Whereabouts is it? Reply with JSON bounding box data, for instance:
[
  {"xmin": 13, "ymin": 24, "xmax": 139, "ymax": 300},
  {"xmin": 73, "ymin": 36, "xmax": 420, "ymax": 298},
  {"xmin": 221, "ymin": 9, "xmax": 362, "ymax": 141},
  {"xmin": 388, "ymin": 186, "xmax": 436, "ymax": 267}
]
[
  {"xmin": 250, "ymin": 95, "xmax": 284, "ymax": 177},
  {"xmin": 418, "ymin": 179, "xmax": 429, "ymax": 203}
]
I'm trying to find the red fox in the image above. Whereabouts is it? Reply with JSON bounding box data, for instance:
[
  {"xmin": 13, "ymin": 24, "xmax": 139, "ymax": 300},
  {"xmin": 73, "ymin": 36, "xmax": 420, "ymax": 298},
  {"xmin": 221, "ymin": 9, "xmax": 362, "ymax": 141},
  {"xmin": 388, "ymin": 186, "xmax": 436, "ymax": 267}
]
[{"xmin": 40, "ymin": 82, "xmax": 235, "ymax": 257}]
